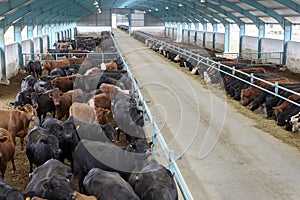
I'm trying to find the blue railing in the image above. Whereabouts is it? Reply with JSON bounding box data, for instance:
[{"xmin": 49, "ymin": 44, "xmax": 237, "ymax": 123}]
[
  {"xmin": 110, "ymin": 32, "xmax": 194, "ymax": 200},
  {"xmin": 133, "ymin": 31, "xmax": 300, "ymax": 107}
]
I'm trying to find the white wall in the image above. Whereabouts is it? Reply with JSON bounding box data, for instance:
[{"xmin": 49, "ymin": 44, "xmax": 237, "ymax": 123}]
[
  {"xmin": 286, "ymin": 41, "xmax": 300, "ymax": 73},
  {"xmin": 5, "ymin": 43, "xmax": 20, "ymax": 79}
]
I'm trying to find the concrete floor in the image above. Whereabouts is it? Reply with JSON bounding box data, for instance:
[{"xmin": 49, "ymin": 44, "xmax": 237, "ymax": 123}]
[{"xmin": 114, "ymin": 29, "xmax": 300, "ymax": 200}]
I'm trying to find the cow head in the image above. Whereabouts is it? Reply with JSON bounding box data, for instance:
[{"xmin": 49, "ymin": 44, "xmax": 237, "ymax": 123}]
[
  {"xmin": 42, "ymin": 61, "xmax": 50, "ymax": 70},
  {"xmin": 95, "ymin": 107, "xmax": 110, "ymax": 125},
  {"xmin": 40, "ymin": 135, "xmax": 61, "ymax": 159},
  {"xmin": 42, "ymin": 175, "xmax": 76, "ymax": 200},
  {"xmin": 16, "ymin": 103, "xmax": 38, "ymax": 121},
  {"xmin": 48, "ymin": 89, "xmax": 63, "ymax": 106}
]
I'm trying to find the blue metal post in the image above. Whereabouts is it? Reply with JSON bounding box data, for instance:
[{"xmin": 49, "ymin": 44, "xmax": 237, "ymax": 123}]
[
  {"xmin": 195, "ymin": 22, "xmax": 199, "ymax": 44},
  {"xmin": 181, "ymin": 22, "xmax": 185, "ymax": 42},
  {"xmin": 50, "ymin": 24, "xmax": 55, "ymax": 48},
  {"xmin": 283, "ymin": 20, "xmax": 291, "ymax": 65},
  {"xmin": 258, "ymin": 22, "xmax": 265, "ymax": 60},
  {"xmin": 14, "ymin": 24, "xmax": 24, "ymax": 68},
  {"xmin": 239, "ymin": 23, "xmax": 245, "ymax": 55},
  {"xmin": 203, "ymin": 22, "xmax": 207, "ymax": 46},
  {"xmin": 172, "ymin": 23, "xmax": 175, "ymax": 40},
  {"xmin": 44, "ymin": 24, "xmax": 50, "ymax": 50},
  {"xmin": 37, "ymin": 24, "xmax": 43, "ymax": 54},
  {"xmin": 168, "ymin": 22, "xmax": 171, "ymax": 38},
  {"xmin": 128, "ymin": 13, "xmax": 132, "ymax": 35},
  {"xmin": 212, "ymin": 23, "xmax": 217, "ymax": 50},
  {"xmin": 0, "ymin": 27, "xmax": 6, "ymax": 79},
  {"xmin": 27, "ymin": 25, "xmax": 34, "ymax": 60},
  {"xmin": 187, "ymin": 22, "xmax": 191, "ymax": 43},
  {"xmin": 224, "ymin": 23, "xmax": 230, "ymax": 52}
]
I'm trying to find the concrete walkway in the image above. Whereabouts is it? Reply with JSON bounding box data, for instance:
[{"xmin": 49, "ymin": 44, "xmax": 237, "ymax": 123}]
[{"xmin": 114, "ymin": 29, "xmax": 300, "ymax": 200}]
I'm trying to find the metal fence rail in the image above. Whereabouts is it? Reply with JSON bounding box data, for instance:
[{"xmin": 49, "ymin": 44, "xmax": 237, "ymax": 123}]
[
  {"xmin": 133, "ymin": 31, "xmax": 300, "ymax": 108},
  {"xmin": 22, "ymin": 52, "xmax": 119, "ymax": 65},
  {"xmin": 217, "ymin": 51, "xmax": 284, "ymax": 65},
  {"xmin": 110, "ymin": 33, "xmax": 194, "ymax": 200}
]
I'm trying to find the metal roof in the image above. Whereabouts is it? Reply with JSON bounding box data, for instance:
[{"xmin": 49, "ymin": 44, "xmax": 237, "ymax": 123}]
[{"xmin": 1, "ymin": 0, "xmax": 300, "ymax": 31}]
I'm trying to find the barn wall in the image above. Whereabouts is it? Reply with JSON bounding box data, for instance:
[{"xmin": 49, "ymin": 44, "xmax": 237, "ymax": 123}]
[
  {"xmin": 190, "ymin": 30, "xmax": 196, "ymax": 43},
  {"xmin": 215, "ymin": 33, "xmax": 225, "ymax": 52},
  {"xmin": 261, "ymin": 38, "xmax": 283, "ymax": 64},
  {"xmin": 241, "ymin": 36, "xmax": 258, "ymax": 59},
  {"xmin": 34, "ymin": 37, "xmax": 42, "ymax": 55},
  {"xmin": 205, "ymin": 32, "xmax": 213, "ymax": 49},
  {"xmin": 286, "ymin": 41, "xmax": 300, "ymax": 73},
  {"xmin": 196, "ymin": 31, "xmax": 204, "ymax": 45},
  {"xmin": 22, "ymin": 39, "xmax": 33, "ymax": 65},
  {"xmin": 43, "ymin": 35, "xmax": 49, "ymax": 53},
  {"xmin": 5, "ymin": 43, "xmax": 20, "ymax": 79}
]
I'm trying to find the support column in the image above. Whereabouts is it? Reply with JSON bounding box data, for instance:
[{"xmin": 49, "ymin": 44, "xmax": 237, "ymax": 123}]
[
  {"xmin": 181, "ymin": 22, "xmax": 185, "ymax": 42},
  {"xmin": 172, "ymin": 23, "xmax": 175, "ymax": 40},
  {"xmin": 14, "ymin": 24, "xmax": 24, "ymax": 68},
  {"xmin": 258, "ymin": 22, "xmax": 265, "ymax": 59},
  {"xmin": 224, "ymin": 23, "xmax": 230, "ymax": 52},
  {"xmin": 239, "ymin": 23, "xmax": 245, "ymax": 55},
  {"xmin": 27, "ymin": 25, "xmax": 34, "ymax": 60},
  {"xmin": 44, "ymin": 24, "xmax": 50, "ymax": 50},
  {"xmin": 37, "ymin": 24, "xmax": 43, "ymax": 54},
  {"xmin": 187, "ymin": 22, "xmax": 191, "ymax": 43},
  {"xmin": 50, "ymin": 24, "xmax": 55, "ymax": 48},
  {"xmin": 194, "ymin": 22, "xmax": 199, "ymax": 44},
  {"xmin": 168, "ymin": 22, "xmax": 171, "ymax": 38},
  {"xmin": 203, "ymin": 22, "xmax": 207, "ymax": 46},
  {"xmin": 212, "ymin": 23, "xmax": 217, "ymax": 49},
  {"xmin": 283, "ymin": 20, "xmax": 291, "ymax": 65},
  {"xmin": 0, "ymin": 26, "xmax": 6, "ymax": 80},
  {"xmin": 128, "ymin": 13, "xmax": 132, "ymax": 34}
]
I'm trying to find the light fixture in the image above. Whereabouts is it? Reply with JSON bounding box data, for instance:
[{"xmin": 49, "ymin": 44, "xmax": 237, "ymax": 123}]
[
  {"xmin": 200, "ymin": 0, "xmax": 206, "ymax": 2},
  {"xmin": 148, "ymin": 9, "xmax": 152, "ymax": 12},
  {"xmin": 165, "ymin": 6, "xmax": 169, "ymax": 10},
  {"xmin": 155, "ymin": 8, "xmax": 158, "ymax": 11},
  {"xmin": 98, "ymin": 8, "xmax": 101, "ymax": 13},
  {"xmin": 93, "ymin": 1, "xmax": 98, "ymax": 6},
  {"xmin": 178, "ymin": 3, "xmax": 183, "ymax": 7}
]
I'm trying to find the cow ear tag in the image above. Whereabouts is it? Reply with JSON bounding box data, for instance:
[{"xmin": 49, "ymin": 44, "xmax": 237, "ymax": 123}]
[{"xmin": 76, "ymin": 125, "xmax": 80, "ymax": 130}]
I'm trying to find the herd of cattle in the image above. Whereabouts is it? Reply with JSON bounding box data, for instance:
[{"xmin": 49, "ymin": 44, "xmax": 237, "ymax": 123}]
[
  {"xmin": 132, "ymin": 31, "xmax": 300, "ymax": 133},
  {"xmin": 0, "ymin": 32, "xmax": 178, "ymax": 199}
]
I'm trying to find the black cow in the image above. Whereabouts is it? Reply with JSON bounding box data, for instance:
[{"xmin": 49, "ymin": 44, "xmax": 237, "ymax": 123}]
[
  {"xmin": 31, "ymin": 92, "xmax": 55, "ymax": 122},
  {"xmin": 73, "ymin": 139, "xmax": 151, "ymax": 192},
  {"xmin": 26, "ymin": 126, "xmax": 61, "ymax": 173},
  {"xmin": 49, "ymin": 67, "xmax": 67, "ymax": 78},
  {"xmin": 129, "ymin": 159, "xmax": 178, "ymax": 200},
  {"xmin": 277, "ymin": 102, "xmax": 300, "ymax": 126},
  {"xmin": 83, "ymin": 168, "xmax": 140, "ymax": 200},
  {"xmin": 25, "ymin": 159, "xmax": 76, "ymax": 200},
  {"xmin": 27, "ymin": 60, "xmax": 43, "ymax": 78},
  {"xmin": 42, "ymin": 117, "xmax": 79, "ymax": 164},
  {"xmin": 13, "ymin": 86, "xmax": 34, "ymax": 108},
  {"xmin": 33, "ymin": 80, "xmax": 52, "ymax": 93},
  {"xmin": 21, "ymin": 75, "xmax": 37, "ymax": 91},
  {"xmin": 0, "ymin": 177, "xmax": 24, "ymax": 200},
  {"xmin": 72, "ymin": 117, "xmax": 114, "ymax": 143},
  {"xmin": 112, "ymin": 90, "xmax": 145, "ymax": 139}
]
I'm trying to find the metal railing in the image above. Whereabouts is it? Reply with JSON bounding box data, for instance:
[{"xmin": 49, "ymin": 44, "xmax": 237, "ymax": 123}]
[
  {"xmin": 22, "ymin": 52, "xmax": 119, "ymax": 65},
  {"xmin": 217, "ymin": 51, "xmax": 284, "ymax": 65},
  {"xmin": 110, "ymin": 32, "xmax": 194, "ymax": 200},
  {"xmin": 133, "ymin": 31, "xmax": 300, "ymax": 111}
]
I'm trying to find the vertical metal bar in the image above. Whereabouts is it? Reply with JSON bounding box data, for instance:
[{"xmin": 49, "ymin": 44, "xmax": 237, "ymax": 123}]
[
  {"xmin": 152, "ymin": 122, "xmax": 157, "ymax": 152},
  {"xmin": 275, "ymin": 82, "xmax": 279, "ymax": 97},
  {"xmin": 232, "ymin": 66, "xmax": 235, "ymax": 76},
  {"xmin": 250, "ymin": 73, "xmax": 254, "ymax": 84}
]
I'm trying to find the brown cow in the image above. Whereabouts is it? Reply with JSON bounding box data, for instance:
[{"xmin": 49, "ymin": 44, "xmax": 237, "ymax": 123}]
[
  {"xmin": 95, "ymin": 107, "xmax": 110, "ymax": 125},
  {"xmin": 0, "ymin": 128, "xmax": 16, "ymax": 178},
  {"xmin": 273, "ymin": 93, "xmax": 300, "ymax": 121},
  {"xmin": 100, "ymin": 61, "xmax": 118, "ymax": 71},
  {"xmin": 51, "ymin": 76, "xmax": 74, "ymax": 92},
  {"xmin": 88, "ymin": 92, "xmax": 111, "ymax": 110},
  {"xmin": 66, "ymin": 57, "xmax": 85, "ymax": 64},
  {"xmin": 241, "ymin": 78, "xmax": 289, "ymax": 106},
  {"xmin": 48, "ymin": 88, "xmax": 73, "ymax": 120},
  {"xmin": 99, "ymin": 83, "xmax": 118, "ymax": 98},
  {"xmin": 42, "ymin": 60, "xmax": 70, "ymax": 74},
  {"xmin": 69, "ymin": 102, "xmax": 97, "ymax": 123},
  {"xmin": 84, "ymin": 67, "xmax": 101, "ymax": 76},
  {"xmin": 0, "ymin": 104, "xmax": 38, "ymax": 151}
]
